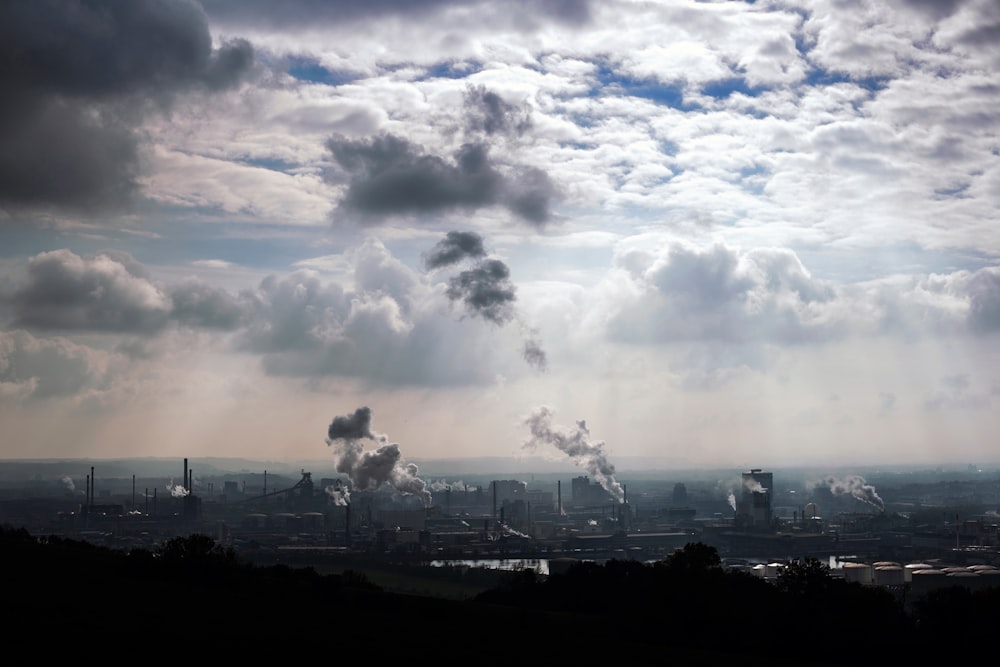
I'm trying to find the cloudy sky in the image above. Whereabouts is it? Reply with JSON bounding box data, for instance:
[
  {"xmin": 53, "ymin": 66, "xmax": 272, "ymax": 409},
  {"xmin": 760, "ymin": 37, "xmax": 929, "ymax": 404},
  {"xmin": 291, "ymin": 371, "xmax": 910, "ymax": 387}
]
[{"xmin": 2, "ymin": 0, "xmax": 1000, "ymax": 472}]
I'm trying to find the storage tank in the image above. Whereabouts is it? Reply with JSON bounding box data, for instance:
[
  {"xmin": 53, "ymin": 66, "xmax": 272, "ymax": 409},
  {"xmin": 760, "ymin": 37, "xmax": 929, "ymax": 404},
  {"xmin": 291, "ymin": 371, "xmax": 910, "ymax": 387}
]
[
  {"xmin": 765, "ymin": 562, "xmax": 784, "ymax": 579},
  {"xmin": 910, "ymin": 568, "xmax": 949, "ymax": 596},
  {"xmin": 903, "ymin": 562, "xmax": 935, "ymax": 583},
  {"xmin": 874, "ymin": 565, "xmax": 904, "ymax": 587},
  {"xmin": 842, "ymin": 562, "xmax": 872, "ymax": 585}
]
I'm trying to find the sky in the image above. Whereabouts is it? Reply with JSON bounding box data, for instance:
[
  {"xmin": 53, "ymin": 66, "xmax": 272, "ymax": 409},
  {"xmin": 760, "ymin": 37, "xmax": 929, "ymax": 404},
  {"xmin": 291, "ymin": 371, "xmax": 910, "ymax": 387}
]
[{"xmin": 2, "ymin": 0, "xmax": 1000, "ymax": 473}]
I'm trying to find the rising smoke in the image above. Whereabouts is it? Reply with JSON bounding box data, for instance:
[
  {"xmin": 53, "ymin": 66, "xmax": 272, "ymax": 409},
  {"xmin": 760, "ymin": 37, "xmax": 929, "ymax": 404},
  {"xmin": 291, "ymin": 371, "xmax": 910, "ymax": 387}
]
[
  {"xmin": 422, "ymin": 231, "xmax": 487, "ymax": 270},
  {"xmin": 166, "ymin": 479, "xmax": 189, "ymax": 497},
  {"xmin": 818, "ymin": 474, "xmax": 884, "ymax": 512},
  {"xmin": 424, "ymin": 230, "xmax": 547, "ymax": 371},
  {"xmin": 522, "ymin": 405, "xmax": 624, "ymax": 503},
  {"xmin": 325, "ymin": 406, "xmax": 432, "ymax": 507}
]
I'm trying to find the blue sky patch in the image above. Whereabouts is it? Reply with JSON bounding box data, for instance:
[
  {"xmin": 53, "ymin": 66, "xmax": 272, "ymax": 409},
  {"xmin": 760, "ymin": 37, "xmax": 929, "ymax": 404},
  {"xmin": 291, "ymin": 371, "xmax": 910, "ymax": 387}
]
[{"xmin": 287, "ymin": 57, "xmax": 359, "ymax": 86}]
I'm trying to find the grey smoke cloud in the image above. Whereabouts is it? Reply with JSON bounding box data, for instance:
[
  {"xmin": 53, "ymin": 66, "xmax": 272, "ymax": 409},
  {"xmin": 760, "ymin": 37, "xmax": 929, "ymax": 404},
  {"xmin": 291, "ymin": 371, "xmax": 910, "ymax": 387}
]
[
  {"xmin": 522, "ymin": 405, "xmax": 624, "ymax": 503},
  {"xmin": 325, "ymin": 406, "xmax": 432, "ymax": 506},
  {"xmin": 423, "ymin": 231, "xmax": 488, "ymax": 270},
  {"xmin": 426, "ymin": 231, "xmax": 548, "ymax": 371},
  {"xmin": 819, "ymin": 474, "xmax": 885, "ymax": 512},
  {"xmin": 445, "ymin": 259, "xmax": 517, "ymax": 326},
  {"xmin": 327, "ymin": 406, "xmax": 385, "ymax": 442},
  {"xmin": 522, "ymin": 336, "xmax": 548, "ymax": 372},
  {"xmin": 0, "ymin": 0, "xmax": 253, "ymax": 213}
]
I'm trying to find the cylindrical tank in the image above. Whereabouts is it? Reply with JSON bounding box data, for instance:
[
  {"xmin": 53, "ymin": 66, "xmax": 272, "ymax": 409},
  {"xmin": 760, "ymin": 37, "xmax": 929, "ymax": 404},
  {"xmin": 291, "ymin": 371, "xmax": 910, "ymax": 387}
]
[
  {"xmin": 910, "ymin": 568, "xmax": 949, "ymax": 596},
  {"xmin": 842, "ymin": 562, "xmax": 873, "ymax": 585},
  {"xmin": 765, "ymin": 562, "xmax": 784, "ymax": 578},
  {"xmin": 874, "ymin": 565, "xmax": 904, "ymax": 587},
  {"xmin": 903, "ymin": 563, "xmax": 934, "ymax": 583}
]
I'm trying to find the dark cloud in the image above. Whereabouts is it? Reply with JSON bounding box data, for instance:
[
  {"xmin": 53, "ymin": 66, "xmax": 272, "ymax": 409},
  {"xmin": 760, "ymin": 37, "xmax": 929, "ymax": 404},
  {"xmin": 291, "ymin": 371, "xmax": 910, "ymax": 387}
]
[
  {"xmin": 505, "ymin": 167, "xmax": 557, "ymax": 225},
  {"xmin": 423, "ymin": 231, "xmax": 487, "ymax": 270},
  {"xmin": 201, "ymin": 0, "xmax": 591, "ymax": 30},
  {"xmin": 0, "ymin": 0, "xmax": 253, "ymax": 213},
  {"xmin": 895, "ymin": 0, "xmax": 966, "ymax": 20},
  {"xmin": 445, "ymin": 259, "xmax": 517, "ymax": 325},
  {"xmin": 326, "ymin": 133, "xmax": 556, "ymax": 226},
  {"xmin": 327, "ymin": 135, "xmax": 500, "ymax": 216},
  {"xmin": 7, "ymin": 250, "xmax": 172, "ymax": 333},
  {"xmin": 463, "ymin": 85, "xmax": 532, "ymax": 138},
  {"xmin": 4, "ymin": 249, "xmax": 246, "ymax": 334}
]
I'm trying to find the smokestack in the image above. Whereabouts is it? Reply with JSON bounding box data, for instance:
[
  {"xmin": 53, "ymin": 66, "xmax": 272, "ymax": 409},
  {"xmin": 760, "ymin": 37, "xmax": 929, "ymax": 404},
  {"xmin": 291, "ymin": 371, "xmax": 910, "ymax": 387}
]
[
  {"xmin": 558, "ymin": 480, "xmax": 561, "ymax": 515},
  {"xmin": 132, "ymin": 474, "xmax": 135, "ymax": 511},
  {"xmin": 493, "ymin": 481, "xmax": 497, "ymax": 519},
  {"xmin": 85, "ymin": 474, "xmax": 90, "ymax": 512},
  {"xmin": 183, "ymin": 458, "xmax": 188, "ymax": 494},
  {"xmin": 90, "ymin": 466, "xmax": 94, "ymax": 508}
]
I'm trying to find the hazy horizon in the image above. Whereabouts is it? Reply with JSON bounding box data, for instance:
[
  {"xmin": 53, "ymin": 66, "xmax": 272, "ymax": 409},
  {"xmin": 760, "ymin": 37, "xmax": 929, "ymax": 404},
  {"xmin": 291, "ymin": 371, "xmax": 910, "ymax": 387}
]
[{"xmin": 3, "ymin": 2, "xmax": 1000, "ymax": 481}]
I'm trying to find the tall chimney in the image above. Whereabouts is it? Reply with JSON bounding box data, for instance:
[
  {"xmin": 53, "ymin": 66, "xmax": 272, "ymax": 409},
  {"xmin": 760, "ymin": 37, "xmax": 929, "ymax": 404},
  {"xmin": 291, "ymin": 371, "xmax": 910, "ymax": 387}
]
[
  {"xmin": 183, "ymin": 458, "xmax": 188, "ymax": 494},
  {"xmin": 558, "ymin": 480, "xmax": 561, "ymax": 515},
  {"xmin": 90, "ymin": 466, "xmax": 95, "ymax": 508}
]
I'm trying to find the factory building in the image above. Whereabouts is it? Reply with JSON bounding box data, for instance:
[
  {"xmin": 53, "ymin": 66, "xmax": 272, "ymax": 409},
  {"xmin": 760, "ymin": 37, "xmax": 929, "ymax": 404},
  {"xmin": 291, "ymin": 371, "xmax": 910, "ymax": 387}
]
[{"xmin": 737, "ymin": 469, "xmax": 773, "ymax": 530}]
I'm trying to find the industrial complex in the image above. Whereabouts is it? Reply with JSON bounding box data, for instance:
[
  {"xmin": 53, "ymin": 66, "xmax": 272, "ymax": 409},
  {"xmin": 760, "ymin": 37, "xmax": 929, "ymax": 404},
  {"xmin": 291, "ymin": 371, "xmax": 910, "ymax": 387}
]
[{"xmin": 2, "ymin": 458, "xmax": 999, "ymax": 600}]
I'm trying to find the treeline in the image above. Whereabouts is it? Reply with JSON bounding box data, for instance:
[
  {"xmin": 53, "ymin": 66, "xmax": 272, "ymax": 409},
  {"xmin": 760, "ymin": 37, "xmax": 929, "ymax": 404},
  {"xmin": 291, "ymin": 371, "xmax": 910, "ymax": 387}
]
[{"xmin": 4, "ymin": 525, "xmax": 997, "ymax": 662}]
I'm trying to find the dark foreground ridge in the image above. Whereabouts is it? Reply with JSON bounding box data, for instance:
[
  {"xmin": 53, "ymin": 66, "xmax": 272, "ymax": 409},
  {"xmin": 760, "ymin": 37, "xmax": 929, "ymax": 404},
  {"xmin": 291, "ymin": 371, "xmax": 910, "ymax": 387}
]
[{"xmin": 5, "ymin": 524, "xmax": 995, "ymax": 662}]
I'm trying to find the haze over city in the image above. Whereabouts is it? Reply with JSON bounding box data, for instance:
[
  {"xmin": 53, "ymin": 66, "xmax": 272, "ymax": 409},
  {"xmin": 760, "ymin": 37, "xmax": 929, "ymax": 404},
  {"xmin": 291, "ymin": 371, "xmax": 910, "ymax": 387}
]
[{"xmin": 2, "ymin": 0, "xmax": 1000, "ymax": 472}]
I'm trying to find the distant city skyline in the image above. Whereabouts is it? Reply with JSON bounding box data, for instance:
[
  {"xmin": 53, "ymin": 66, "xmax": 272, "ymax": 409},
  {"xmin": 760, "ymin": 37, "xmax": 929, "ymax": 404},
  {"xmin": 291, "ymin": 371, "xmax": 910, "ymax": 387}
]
[{"xmin": 2, "ymin": 1, "xmax": 1000, "ymax": 469}]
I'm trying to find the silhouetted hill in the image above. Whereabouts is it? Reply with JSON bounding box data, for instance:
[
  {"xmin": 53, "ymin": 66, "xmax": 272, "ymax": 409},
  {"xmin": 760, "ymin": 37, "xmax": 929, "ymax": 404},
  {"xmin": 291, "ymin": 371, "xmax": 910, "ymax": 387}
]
[{"xmin": 10, "ymin": 524, "xmax": 997, "ymax": 662}]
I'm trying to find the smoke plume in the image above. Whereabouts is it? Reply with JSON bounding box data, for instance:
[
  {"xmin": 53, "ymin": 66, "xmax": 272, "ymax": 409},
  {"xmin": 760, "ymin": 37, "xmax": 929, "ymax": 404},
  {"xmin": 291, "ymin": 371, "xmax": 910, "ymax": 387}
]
[
  {"xmin": 425, "ymin": 230, "xmax": 547, "ymax": 371},
  {"xmin": 166, "ymin": 479, "xmax": 189, "ymax": 497},
  {"xmin": 325, "ymin": 406, "xmax": 432, "ymax": 507},
  {"xmin": 522, "ymin": 405, "xmax": 624, "ymax": 503},
  {"xmin": 423, "ymin": 231, "xmax": 487, "ymax": 270},
  {"xmin": 522, "ymin": 335, "xmax": 548, "ymax": 372},
  {"xmin": 445, "ymin": 258, "xmax": 517, "ymax": 325},
  {"xmin": 324, "ymin": 480, "xmax": 350, "ymax": 506},
  {"xmin": 728, "ymin": 491, "xmax": 737, "ymax": 512},
  {"xmin": 820, "ymin": 475, "xmax": 884, "ymax": 512}
]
